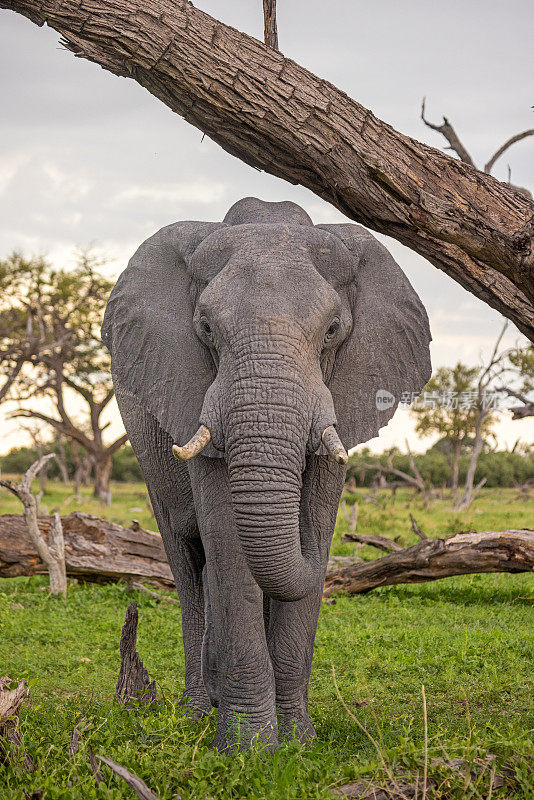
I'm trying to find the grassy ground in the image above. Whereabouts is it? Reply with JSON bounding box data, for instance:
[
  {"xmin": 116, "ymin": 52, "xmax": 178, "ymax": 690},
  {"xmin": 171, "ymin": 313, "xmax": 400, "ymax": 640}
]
[{"xmin": 0, "ymin": 483, "xmax": 533, "ymax": 799}]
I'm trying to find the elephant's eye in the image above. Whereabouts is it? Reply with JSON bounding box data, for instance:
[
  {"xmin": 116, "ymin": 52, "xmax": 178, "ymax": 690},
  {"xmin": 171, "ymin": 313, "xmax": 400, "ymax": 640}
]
[
  {"xmin": 199, "ymin": 317, "xmax": 212, "ymax": 338},
  {"xmin": 324, "ymin": 318, "xmax": 340, "ymax": 342}
]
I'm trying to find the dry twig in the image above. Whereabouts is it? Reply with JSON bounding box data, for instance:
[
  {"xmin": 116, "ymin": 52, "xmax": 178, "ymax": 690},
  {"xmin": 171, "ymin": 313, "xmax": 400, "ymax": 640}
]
[{"xmin": 96, "ymin": 754, "xmax": 159, "ymax": 800}]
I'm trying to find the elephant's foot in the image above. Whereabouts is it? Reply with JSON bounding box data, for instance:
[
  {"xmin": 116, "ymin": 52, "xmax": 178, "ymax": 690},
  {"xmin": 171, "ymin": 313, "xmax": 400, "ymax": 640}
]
[
  {"xmin": 178, "ymin": 687, "xmax": 213, "ymax": 720},
  {"xmin": 277, "ymin": 707, "xmax": 316, "ymax": 744},
  {"xmin": 209, "ymin": 710, "xmax": 278, "ymax": 754}
]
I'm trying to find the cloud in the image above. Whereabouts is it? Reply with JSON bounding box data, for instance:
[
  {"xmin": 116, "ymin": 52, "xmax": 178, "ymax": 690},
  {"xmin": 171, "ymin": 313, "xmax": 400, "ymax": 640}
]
[
  {"xmin": 109, "ymin": 180, "xmax": 226, "ymax": 207},
  {"xmin": 0, "ymin": 151, "xmax": 31, "ymax": 196},
  {"xmin": 42, "ymin": 162, "xmax": 95, "ymax": 200}
]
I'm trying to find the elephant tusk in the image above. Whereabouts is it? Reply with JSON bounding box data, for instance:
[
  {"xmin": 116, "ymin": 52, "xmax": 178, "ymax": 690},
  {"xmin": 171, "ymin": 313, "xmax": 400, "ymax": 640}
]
[
  {"xmin": 322, "ymin": 425, "xmax": 348, "ymax": 465},
  {"xmin": 172, "ymin": 425, "xmax": 211, "ymax": 460}
]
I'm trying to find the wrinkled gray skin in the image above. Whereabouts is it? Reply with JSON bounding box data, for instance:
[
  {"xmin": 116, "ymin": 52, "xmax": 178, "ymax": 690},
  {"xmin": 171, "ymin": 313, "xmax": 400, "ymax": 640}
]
[{"xmin": 102, "ymin": 198, "xmax": 431, "ymax": 753}]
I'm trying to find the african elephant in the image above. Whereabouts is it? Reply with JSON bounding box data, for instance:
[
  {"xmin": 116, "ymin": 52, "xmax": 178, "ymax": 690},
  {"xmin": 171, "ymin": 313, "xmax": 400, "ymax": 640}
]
[{"xmin": 102, "ymin": 197, "xmax": 431, "ymax": 752}]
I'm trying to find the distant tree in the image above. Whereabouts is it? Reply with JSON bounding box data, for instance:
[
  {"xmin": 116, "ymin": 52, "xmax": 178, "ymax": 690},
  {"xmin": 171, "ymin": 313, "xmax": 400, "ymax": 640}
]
[
  {"xmin": 410, "ymin": 363, "xmax": 497, "ymax": 491},
  {"xmin": 0, "ymin": 253, "xmax": 71, "ymax": 403},
  {"xmin": 498, "ymin": 344, "xmax": 534, "ymax": 419},
  {"xmin": 0, "ymin": 252, "xmax": 128, "ymax": 503},
  {"xmin": 454, "ymin": 325, "xmax": 507, "ymax": 510}
]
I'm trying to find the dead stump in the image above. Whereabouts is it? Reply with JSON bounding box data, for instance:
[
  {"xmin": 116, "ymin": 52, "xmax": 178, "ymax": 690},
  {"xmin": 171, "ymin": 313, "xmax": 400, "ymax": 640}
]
[
  {"xmin": 115, "ymin": 603, "xmax": 157, "ymax": 705},
  {"xmin": 0, "ymin": 677, "xmax": 34, "ymax": 771}
]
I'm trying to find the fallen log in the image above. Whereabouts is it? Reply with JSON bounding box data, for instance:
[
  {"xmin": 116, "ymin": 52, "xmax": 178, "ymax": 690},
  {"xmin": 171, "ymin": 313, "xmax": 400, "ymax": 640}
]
[
  {"xmin": 2, "ymin": 512, "xmax": 532, "ymax": 599},
  {"xmin": 0, "ymin": 512, "xmax": 174, "ymax": 589},
  {"xmin": 324, "ymin": 529, "xmax": 534, "ymax": 597}
]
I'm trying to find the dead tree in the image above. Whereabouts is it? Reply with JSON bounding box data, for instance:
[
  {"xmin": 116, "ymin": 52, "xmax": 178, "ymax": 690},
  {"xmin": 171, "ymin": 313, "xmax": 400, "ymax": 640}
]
[
  {"xmin": 0, "ymin": 0, "xmax": 533, "ymax": 339},
  {"xmin": 0, "ymin": 454, "xmax": 67, "ymax": 596},
  {"xmin": 421, "ymin": 98, "xmax": 533, "ymax": 197},
  {"xmin": 358, "ymin": 441, "xmax": 432, "ymax": 501},
  {"xmin": 501, "ymin": 387, "xmax": 534, "ymax": 419},
  {"xmin": 497, "ymin": 343, "xmax": 534, "ymax": 419},
  {"xmin": 324, "ymin": 528, "xmax": 534, "ymax": 597},
  {"xmin": 454, "ymin": 324, "xmax": 507, "ymax": 511},
  {"xmin": 2, "ymin": 252, "xmax": 127, "ymax": 504}
]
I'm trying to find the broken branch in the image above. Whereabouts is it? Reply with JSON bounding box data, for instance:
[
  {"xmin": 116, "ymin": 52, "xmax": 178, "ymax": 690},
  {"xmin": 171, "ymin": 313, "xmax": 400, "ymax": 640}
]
[{"xmin": 324, "ymin": 529, "xmax": 534, "ymax": 596}]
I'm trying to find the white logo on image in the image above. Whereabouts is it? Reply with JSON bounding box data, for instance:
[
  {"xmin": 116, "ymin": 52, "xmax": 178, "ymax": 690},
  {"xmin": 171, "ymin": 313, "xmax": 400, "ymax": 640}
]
[{"xmin": 375, "ymin": 389, "xmax": 395, "ymax": 410}]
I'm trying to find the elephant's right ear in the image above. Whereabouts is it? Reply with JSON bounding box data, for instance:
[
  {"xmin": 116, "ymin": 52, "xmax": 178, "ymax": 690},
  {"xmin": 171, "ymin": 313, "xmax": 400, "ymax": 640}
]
[{"xmin": 102, "ymin": 221, "xmax": 225, "ymax": 455}]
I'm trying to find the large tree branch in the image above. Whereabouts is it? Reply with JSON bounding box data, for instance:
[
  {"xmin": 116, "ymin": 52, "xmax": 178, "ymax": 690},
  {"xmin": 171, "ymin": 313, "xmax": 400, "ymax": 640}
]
[
  {"xmin": 0, "ymin": 358, "xmax": 24, "ymax": 402},
  {"xmin": 10, "ymin": 409, "xmax": 95, "ymax": 453},
  {"xmin": 105, "ymin": 432, "xmax": 129, "ymax": 457},
  {"xmin": 1, "ymin": 0, "xmax": 533, "ymax": 337}
]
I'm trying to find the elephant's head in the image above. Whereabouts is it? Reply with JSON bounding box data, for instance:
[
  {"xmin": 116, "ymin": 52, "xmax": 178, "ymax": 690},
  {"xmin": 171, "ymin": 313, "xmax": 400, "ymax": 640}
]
[{"xmin": 102, "ymin": 198, "xmax": 431, "ymax": 601}]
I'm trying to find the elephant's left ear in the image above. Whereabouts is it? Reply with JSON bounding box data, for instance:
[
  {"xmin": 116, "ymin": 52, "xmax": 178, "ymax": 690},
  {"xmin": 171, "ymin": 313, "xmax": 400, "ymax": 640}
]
[{"xmin": 317, "ymin": 224, "xmax": 432, "ymax": 450}]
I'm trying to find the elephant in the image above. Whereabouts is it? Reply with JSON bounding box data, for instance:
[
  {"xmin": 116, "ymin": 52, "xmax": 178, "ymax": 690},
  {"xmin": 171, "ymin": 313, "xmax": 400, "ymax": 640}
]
[{"xmin": 102, "ymin": 197, "xmax": 431, "ymax": 753}]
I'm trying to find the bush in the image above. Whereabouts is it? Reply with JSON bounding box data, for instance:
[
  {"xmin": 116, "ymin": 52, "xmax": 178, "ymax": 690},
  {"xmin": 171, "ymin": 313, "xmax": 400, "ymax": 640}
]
[
  {"xmin": 347, "ymin": 447, "xmax": 533, "ymax": 489},
  {"xmin": 0, "ymin": 445, "xmax": 39, "ymax": 475},
  {"xmin": 0, "ymin": 443, "xmax": 142, "ymax": 483},
  {"xmin": 111, "ymin": 446, "xmax": 143, "ymax": 482}
]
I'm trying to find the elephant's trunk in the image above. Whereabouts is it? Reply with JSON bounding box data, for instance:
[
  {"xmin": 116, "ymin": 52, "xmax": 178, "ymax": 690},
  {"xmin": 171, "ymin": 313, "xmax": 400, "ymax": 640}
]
[{"xmin": 222, "ymin": 354, "xmax": 328, "ymax": 602}]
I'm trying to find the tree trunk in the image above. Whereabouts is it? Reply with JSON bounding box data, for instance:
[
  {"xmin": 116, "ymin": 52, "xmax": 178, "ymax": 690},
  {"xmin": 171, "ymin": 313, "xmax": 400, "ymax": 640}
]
[
  {"xmin": 55, "ymin": 439, "xmax": 70, "ymax": 483},
  {"xmin": 454, "ymin": 412, "xmax": 487, "ymax": 511},
  {"xmin": 324, "ymin": 529, "xmax": 534, "ymax": 596},
  {"xmin": 451, "ymin": 440, "xmax": 461, "ymax": 492},
  {"xmin": 0, "ymin": 511, "xmax": 174, "ymax": 588},
  {"xmin": 93, "ymin": 454, "xmax": 112, "ymax": 505},
  {"xmin": 1, "ymin": 0, "xmax": 533, "ymax": 339}
]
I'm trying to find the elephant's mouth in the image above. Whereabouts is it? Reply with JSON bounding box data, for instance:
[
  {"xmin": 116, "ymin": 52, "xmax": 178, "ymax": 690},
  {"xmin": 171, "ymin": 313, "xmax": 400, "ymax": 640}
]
[{"xmin": 172, "ymin": 423, "xmax": 347, "ymax": 464}]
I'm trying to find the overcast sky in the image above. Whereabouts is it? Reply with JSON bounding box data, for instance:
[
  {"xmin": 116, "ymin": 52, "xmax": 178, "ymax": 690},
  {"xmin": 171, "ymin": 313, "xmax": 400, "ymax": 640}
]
[{"xmin": 1, "ymin": 0, "xmax": 533, "ymax": 453}]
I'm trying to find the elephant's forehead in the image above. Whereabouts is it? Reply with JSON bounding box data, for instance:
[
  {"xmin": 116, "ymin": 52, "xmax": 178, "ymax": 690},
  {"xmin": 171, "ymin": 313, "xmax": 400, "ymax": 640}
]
[{"xmin": 188, "ymin": 223, "xmax": 355, "ymax": 287}]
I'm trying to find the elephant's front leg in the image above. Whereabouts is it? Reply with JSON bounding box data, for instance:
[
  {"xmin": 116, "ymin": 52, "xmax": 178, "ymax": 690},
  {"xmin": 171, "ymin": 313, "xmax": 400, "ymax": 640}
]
[
  {"xmin": 266, "ymin": 587, "xmax": 324, "ymax": 741},
  {"xmin": 189, "ymin": 457, "xmax": 278, "ymax": 753},
  {"xmin": 267, "ymin": 456, "xmax": 345, "ymax": 741}
]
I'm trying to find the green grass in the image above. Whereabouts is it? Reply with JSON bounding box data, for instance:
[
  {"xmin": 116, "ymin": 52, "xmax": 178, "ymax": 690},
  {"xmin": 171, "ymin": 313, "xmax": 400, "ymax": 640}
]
[{"xmin": 0, "ymin": 484, "xmax": 533, "ymax": 798}]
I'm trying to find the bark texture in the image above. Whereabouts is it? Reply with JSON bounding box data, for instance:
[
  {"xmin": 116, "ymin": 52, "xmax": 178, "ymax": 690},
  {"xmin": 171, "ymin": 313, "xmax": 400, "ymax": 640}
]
[
  {"xmin": 0, "ymin": 512, "xmax": 174, "ymax": 588},
  {"xmin": 1, "ymin": 0, "xmax": 533, "ymax": 338},
  {"xmin": 324, "ymin": 529, "xmax": 534, "ymax": 596}
]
